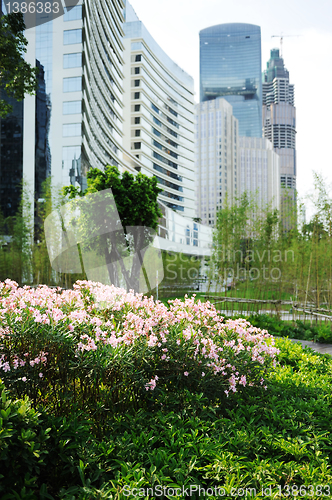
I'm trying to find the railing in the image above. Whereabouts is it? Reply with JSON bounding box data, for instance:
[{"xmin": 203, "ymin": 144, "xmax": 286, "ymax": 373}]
[{"xmin": 201, "ymin": 296, "xmax": 332, "ymax": 321}]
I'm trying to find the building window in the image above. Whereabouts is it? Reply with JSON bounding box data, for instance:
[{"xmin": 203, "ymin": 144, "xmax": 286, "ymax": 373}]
[
  {"xmin": 63, "ymin": 123, "xmax": 81, "ymax": 137},
  {"xmin": 134, "ymin": 67, "xmax": 140, "ymax": 74},
  {"xmin": 134, "ymin": 142, "xmax": 141, "ymax": 149},
  {"xmin": 63, "ymin": 52, "xmax": 82, "ymax": 69},
  {"xmin": 63, "ymin": 77, "xmax": 82, "ymax": 92},
  {"xmin": 135, "ymin": 54, "xmax": 141, "ymax": 62},
  {"xmin": 64, "ymin": 5, "xmax": 82, "ymax": 21},
  {"xmin": 134, "ymin": 117, "xmax": 140, "ymax": 124},
  {"xmin": 135, "ymin": 130, "xmax": 140, "ymax": 137},
  {"xmin": 63, "ymin": 100, "xmax": 81, "ymax": 114},
  {"xmin": 134, "ymin": 104, "xmax": 140, "ymax": 112},
  {"xmin": 151, "ymin": 103, "xmax": 159, "ymax": 114},
  {"xmin": 134, "ymin": 92, "xmax": 140, "ymax": 99},
  {"xmin": 134, "ymin": 79, "xmax": 140, "ymax": 87},
  {"xmin": 63, "ymin": 29, "xmax": 82, "ymax": 45}
]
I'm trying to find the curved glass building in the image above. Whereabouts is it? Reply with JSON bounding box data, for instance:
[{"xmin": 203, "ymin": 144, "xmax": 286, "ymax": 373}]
[{"xmin": 200, "ymin": 23, "xmax": 262, "ymax": 137}]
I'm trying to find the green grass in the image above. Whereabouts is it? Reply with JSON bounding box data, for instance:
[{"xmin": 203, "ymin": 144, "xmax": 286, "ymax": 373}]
[{"xmin": 2, "ymin": 338, "xmax": 332, "ymax": 499}]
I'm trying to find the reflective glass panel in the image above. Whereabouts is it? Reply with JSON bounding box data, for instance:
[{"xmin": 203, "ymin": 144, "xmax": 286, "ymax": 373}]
[
  {"xmin": 63, "ymin": 77, "xmax": 82, "ymax": 92},
  {"xmin": 64, "ymin": 5, "xmax": 82, "ymax": 21},
  {"xmin": 63, "ymin": 101, "xmax": 82, "ymax": 114},
  {"xmin": 63, "ymin": 53, "xmax": 82, "ymax": 68},
  {"xmin": 63, "ymin": 29, "xmax": 82, "ymax": 45}
]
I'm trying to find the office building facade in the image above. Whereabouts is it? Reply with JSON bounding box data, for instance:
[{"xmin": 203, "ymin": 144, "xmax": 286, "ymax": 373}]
[
  {"xmin": 122, "ymin": 3, "xmax": 195, "ymax": 217},
  {"xmin": 200, "ymin": 23, "xmax": 262, "ymax": 137},
  {"xmin": 195, "ymin": 98, "xmax": 238, "ymax": 226},
  {"xmin": 0, "ymin": 0, "xmax": 211, "ymax": 255},
  {"xmin": 262, "ymin": 48, "xmax": 296, "ymax": 193},
  {"xmin": 238, "ymin": 136, "xmax": 280, "ymax": 210},
  {"xmin": 195, "ymin": 98, "xmax": 279, "ymax": 226},
  {"xmin": 21, "ymin": 0, "xmax": 125, "ymax": 196}
]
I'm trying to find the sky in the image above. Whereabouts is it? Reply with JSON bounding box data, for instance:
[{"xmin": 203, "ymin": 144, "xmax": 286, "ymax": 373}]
[{"xmin": 128, "ymin": 0, "xmax": 332, "ymax": 213}]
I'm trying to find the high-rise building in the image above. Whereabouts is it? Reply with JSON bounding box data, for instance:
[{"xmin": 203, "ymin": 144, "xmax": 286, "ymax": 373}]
[
  {"xmin": 22, "ymin": 0, "xmax": 125, "ymax": 193},
  {"xmin": 0, "ymin": 0, "xmax": 212, "ymax": 256},
  {"xmin": 195, "ymin": 98, "xmax": 238, "ymax": 226},
  {"xmin": 122, "ymin": 2, "xmax": 195, "ymax": 218},
  {"xmin": 238, "ymin": 136, "xmax": 280, "ymax": 210},
  {"xmin": 199, "ymin": 23, "xmax": 262, "ymax": 137},
  {"xmin": 0, "ymin": 96, "xmax": 24, "ymax": 218},
  {"xmin": 262, "ymin": 48, "xmax": 296, "ymax": 194},
  {"xmin": 195, "ymin": 98, "xmax": 279, "ymax": 226}
]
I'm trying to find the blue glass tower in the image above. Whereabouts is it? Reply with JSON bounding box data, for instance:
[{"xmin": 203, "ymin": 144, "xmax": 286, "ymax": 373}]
[{"xmin": 200, "ymin": 23, "xmax": 262, "ymax": 137}]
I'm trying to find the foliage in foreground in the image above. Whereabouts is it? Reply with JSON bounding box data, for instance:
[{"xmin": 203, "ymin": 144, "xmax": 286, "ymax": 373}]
[
  {"xmin": 0, "ymin": 12, "xmax": 38, "ymax": 117},
  {"xmin": 241, "ymin": 313, "xmax": 332, "ymax": 343},
  {"xmin": 1, "ymin": 339, "xmax": 332, "ymax": 498},
  {"xmin": 0, "ymin": 280, "xmax": 278, "ymax": 425}
]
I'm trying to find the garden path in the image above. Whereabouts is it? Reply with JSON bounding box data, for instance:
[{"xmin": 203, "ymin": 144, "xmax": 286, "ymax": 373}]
[{"xmin": 289, "ymin": 338, "xmax": 332, "ymax": 356}]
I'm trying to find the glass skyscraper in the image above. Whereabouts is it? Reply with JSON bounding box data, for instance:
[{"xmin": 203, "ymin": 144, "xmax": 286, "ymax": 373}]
[{"xmin": 200, "ymin": 23, "xmax": 262, "ymax": 137}]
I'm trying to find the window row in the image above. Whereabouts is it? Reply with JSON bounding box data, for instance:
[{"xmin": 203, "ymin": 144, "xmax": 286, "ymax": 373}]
[
  {"xmin": 63, "ymin": 77, "xmax": 81, "ymax": 92},
  {"xmin": 63, "ymin": 100, "xmax": 81, "ymax": 114},
  {"xmin": 64, "ymin": 5, "xmax": 82, "ymax": 21},
  {"xmin": 64, "ymin": 29, "xmax": 82, "ymax": 45},
  {"xmin": 63, "ymin": 123, "xmax": 81, "ymax": 137},
  {"xmin": 63, "ymin": 52, "xmax": 82, "ymax": 69}
]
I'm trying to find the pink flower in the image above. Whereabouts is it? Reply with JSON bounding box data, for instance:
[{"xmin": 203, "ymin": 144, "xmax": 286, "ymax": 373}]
[
  {"xmin": 184, "ymin": 371, "xmax": 189, "ymax": 376},
  {"xmin": 202, "ymin": 372, "xmax": 205, "ymax": 377},
  {"xmin": 22, "ymin": 377, "xmax": 27, "ymax": 382},
  {"xmin": 39, "ymin": 372, "xmax": 43, "ymax": 378},
  {"xmin": 145, "ymin": 375, "xmax": 158, "ymax": 391}
]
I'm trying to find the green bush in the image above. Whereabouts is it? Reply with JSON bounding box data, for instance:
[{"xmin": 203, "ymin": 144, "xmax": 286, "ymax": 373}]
[
  {"xmin": 1, "ymin": 339, "xmax": 332, "ymax": 497},
  {"xmin": 0, "ymin": 281, "xmax": 279, "ymax": 428},
  {"xmin": 0, "ymin": 379, "xmax": 50, "ymax": 498},
  {"xmin": 237, "ymin": 313, "xmax": 332, "ymax": 343}
]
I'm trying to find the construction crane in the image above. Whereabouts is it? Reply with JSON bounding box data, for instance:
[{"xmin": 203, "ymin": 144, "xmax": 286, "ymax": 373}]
[{"xmin": 271, "ymin": 34, "xmax": 301, "ymax": 58}]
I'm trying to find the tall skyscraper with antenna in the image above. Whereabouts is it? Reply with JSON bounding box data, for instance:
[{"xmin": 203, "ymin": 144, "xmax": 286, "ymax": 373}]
[{"xmin": 262, "ymin": 48, "xmax": 296, "ymax": 196}]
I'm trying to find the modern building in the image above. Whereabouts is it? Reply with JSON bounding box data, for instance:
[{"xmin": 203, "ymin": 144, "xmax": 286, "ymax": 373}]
[
  {"xmin": 199, "ymin": 23, "xmax": 262, "ymax": 137},
  {"xmin": 157, "ymin": 202, "xmax": 211, "ymax": 256},
  {"xmin": 262, "ymin": 48, "xmax": 296, "ymax": 194},
  {"xmin": 0, "ymin": 0, "xmax": 212, "ymax": 258},
  {"xmin": 195, "ymin": 98, "xmax": 238, "ymax": 226},
  {"xmin": 0, "ymin": 97, "xmax": 24, "ymax": 218},
  {"xmin": 23, "ymin": 0, "xmax": 125, "ymax": 192},
  {"xmin": 195, "ymin": 98, "xmax": 279, "ymax": 226},
  {"xmin": 238, "ymin": 136, "xmax": 280, "ymax": 210},
  {"xmin": 122, "ymin": 2, "xmax": 195, "ymax": 218}
]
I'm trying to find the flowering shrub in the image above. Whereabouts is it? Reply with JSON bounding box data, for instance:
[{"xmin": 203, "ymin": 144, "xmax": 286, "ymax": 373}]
[{"xmin": 0, "ymin": 279, "xmax": 279, "ymax": 420}]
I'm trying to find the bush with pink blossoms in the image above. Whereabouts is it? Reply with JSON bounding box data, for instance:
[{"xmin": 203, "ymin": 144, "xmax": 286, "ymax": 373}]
[{"xmin": 0, "ymin": 279, "xmax": 279, "ymax": 422}]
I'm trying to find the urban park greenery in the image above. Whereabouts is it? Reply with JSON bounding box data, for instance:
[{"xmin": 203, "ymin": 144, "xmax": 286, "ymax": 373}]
[{"xmin": 1, "ymin": 280, "xmax": 332, "ymax": 498}]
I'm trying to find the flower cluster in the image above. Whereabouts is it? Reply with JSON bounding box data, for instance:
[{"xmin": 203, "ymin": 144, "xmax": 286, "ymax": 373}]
[{"xmin": 0, "ymin": 279, "xmax": 279, "ymax": 400}]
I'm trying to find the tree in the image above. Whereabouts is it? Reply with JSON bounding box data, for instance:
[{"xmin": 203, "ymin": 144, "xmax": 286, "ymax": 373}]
[
  {"xmin": 62, "ymin": 165, "xmax": 162, "ymax": 291},
  {"xmin": 0, "ymin": 12, "xmax": 38, "ymax": 117}
]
